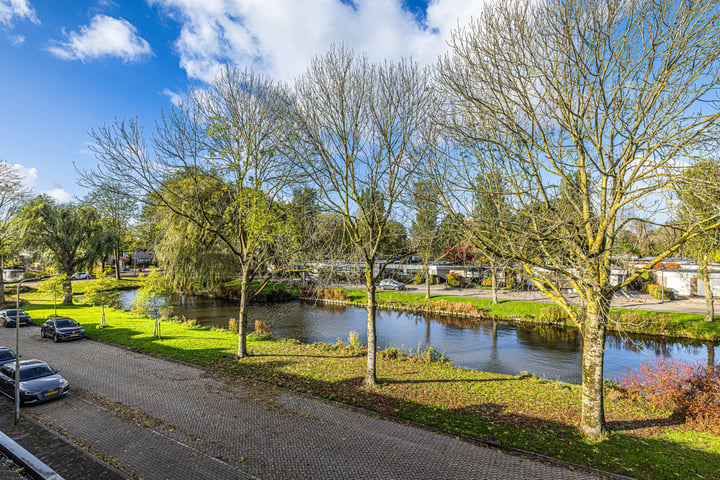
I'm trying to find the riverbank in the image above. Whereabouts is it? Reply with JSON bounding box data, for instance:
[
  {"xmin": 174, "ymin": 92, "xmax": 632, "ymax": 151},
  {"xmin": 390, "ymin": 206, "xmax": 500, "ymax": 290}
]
[
  {"xmin": 17, "ymin": 288, "xmax": 720, "ymax": 480},
  {"xmin": 290, "ymin": 285, "xmax": 720, "ymax": 342}
]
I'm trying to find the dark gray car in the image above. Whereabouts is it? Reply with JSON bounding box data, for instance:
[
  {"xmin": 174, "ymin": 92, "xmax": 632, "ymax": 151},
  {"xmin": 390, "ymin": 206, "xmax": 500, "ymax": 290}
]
[
  {"xmin": 0, "ymin": 359, "xmax": 69, "ymax": 404},
  {"xmin": 0, "ymin": 309, "xmax": 32, "ymax": 327},
  {"xmin": 0, "ymin": 347, "xmax": 16, "ymax": 366},
  {"xmin": 40, "ymin": 318, "xmax": 85, "ymax": 342}
]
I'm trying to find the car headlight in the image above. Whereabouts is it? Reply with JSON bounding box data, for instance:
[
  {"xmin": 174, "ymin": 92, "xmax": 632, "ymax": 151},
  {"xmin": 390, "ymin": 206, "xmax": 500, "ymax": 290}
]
[{"xmin": 19, "ymin": 386, "xmax": 39, "ymax": 395}]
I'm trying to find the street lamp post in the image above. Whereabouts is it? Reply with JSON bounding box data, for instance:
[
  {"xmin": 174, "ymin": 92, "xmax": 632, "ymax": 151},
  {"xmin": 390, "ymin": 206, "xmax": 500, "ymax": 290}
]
[{"xmin": 14, "ymin": 275, "xmax": 55, "ymax": 424}]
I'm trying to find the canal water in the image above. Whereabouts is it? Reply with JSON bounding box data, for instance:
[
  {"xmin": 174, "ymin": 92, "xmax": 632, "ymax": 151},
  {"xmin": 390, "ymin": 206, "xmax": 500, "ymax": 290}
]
[{"xmin": 119, "ymin": 291, "xmax": 717, "ymax": 384}]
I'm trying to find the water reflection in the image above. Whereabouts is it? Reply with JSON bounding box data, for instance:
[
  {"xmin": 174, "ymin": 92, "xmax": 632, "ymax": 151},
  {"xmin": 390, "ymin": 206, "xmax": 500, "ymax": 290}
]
[{"xmin": 118, "ymin": 291, "xmax": 718, "ymax": 384}]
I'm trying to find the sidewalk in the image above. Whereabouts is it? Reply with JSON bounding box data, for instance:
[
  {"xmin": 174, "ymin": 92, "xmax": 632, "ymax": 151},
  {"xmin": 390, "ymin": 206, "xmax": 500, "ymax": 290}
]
[
  {"xmin": 401, "ymin": 284, "xmax": 712, "ymax": 315},
  {"xmin": 0, "ymin": 327, "xmax": 620, "ymax": 480}
]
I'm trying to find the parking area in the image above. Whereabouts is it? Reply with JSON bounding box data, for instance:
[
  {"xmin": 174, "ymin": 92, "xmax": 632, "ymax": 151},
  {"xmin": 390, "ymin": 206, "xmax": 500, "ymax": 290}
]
[{"xmin": 0, "ymin": 325, "xmax": 608, "ymax": 480}]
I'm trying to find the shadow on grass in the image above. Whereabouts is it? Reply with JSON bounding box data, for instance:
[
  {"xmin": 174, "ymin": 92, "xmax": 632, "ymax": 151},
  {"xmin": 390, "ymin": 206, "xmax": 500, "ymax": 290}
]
[
  {"xmin": 391, "ymin": 377, "xmax": 510, "ymax": 384},
  {"xmin": 607, "ymin": 416, "xmax": 684, "ymax": 431},
  {"xmin": 252, "ymin": 352, "xmax": 364, "ymax": 359}
]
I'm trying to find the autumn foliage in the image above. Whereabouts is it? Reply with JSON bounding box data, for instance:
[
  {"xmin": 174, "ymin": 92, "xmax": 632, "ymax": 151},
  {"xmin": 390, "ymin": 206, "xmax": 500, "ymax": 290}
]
[{"xmin": 622, "ymin": 360, "xmax": 720, "ymax": 434}]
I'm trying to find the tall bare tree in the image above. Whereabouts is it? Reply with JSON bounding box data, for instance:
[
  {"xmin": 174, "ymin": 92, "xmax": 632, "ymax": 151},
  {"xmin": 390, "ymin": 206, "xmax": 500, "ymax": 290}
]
[
  {"xmin": 84, "ymin": 66, "xmax": 292, "ymax": 357},
  {"xmin": 436, "ymin": 0, "xmax": 720, "ymax": 440},
  {"xmin": 290, "ymin": 45, "xmax": 432, "ymax": 386},
  {"xmin": 409, "ymin": 179, "xmax": 441, "ymax": 299},
  {"xmin": 84, "ymin": 182, "xmax": 137, "ymax": 280}
]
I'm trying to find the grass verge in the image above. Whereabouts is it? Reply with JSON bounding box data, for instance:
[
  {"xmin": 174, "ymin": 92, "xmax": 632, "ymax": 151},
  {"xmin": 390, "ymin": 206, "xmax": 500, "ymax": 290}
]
[{"xmin": 17, "ymin": 288, "xmax": 720, "ymax": 480}]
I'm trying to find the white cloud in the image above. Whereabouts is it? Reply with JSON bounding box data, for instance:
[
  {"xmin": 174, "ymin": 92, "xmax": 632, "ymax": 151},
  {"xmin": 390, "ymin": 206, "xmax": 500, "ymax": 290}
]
[
  {"xmin": 44, "ymin": 187, "xmax": 74, "ymax": 204},
  {"xmin": 162, "ymin": 88, "xmax": 183, "ymax": 106},
  {"xmin": 11, "ymin": 163, "xmax": 74, "ymax": 203},
  {"xmin": 47, "ymin": 14, "xmax": 152, "ymax": 63},
  {"xmin": 150, "ymin": 0, "xmax": 488, "ymax": 83},
  {"xmin": 10, "ymin": 163, "xmax": 37, "ymax": 190},
  {"xmin": 0, "ymin": 0, "xmax": 39, "ymax": 26}
]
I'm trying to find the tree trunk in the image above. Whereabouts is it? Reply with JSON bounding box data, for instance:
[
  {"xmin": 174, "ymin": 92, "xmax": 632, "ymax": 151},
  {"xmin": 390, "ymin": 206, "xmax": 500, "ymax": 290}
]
[
  {"xmin": 115, "ymin": 246, "xmax": 121, "ymax": 281},
  {"xmin": 364, "ymin": 263, "xmax": 378, "ymax": 387},
  {"xmin": 580, "ymin": 292, "xmax": 610, "ymax": 441},
  {"xmin": 424, "ymin": 260, "xmax": 431, "ymax": 300},
  {"xmin": 0, "ymin": 255, "xmax": 5, "ymax": 306},
  {"xmin": 491, "ymin": 263, "xmax": 499, "ymax": 305},
  {"xmin": 62, "ymin": 278, "xmax": 73, "ymax": 305},
  {"xmin": 699, "ymin": 259, "xmax": 715, "ymax": 322},
  {"xmin": 237, "ymin": 269, "xmax": 249, "ymax": 358}
]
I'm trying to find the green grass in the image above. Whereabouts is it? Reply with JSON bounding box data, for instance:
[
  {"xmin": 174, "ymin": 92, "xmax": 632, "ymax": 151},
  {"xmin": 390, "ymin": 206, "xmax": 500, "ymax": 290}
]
[{"xmin": 16, "ymin": 287, "xmax": 720, "ymax": 480}]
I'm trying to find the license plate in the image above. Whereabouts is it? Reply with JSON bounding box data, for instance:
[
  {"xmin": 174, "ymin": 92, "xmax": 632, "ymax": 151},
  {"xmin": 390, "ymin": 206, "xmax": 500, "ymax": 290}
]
[
  {"xmin": 70, "ymin": 334, "xmax": 79, "ymax": 337},
  {"xmin": 44, "ymin": 390, "xmax": 58, "ymax": 397}
]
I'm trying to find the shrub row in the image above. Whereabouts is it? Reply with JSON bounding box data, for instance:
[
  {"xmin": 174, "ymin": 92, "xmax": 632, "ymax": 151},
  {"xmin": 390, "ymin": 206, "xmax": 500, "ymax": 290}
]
[
  {"xmin": 621, "ymin": 360, "xmax": 720, "ymax": 434},
  {"xmin": 214, "ymin": 283, "xmax": 294, "ymax": 303}
]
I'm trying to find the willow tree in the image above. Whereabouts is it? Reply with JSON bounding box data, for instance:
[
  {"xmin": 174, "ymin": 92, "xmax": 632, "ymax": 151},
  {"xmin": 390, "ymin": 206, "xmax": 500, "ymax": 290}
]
[
  {"xmin": 436, "ymin": 0, "xmax": 720, "ymax": 440},
  {"xmin": 290, "ymin": 45, "xmax": 432, "ymax": 386},
  {"xmin": 85, "ymin": 66, "xmax": 292, "ymax": 357},
  {"xmin": 17, "ymin": 196, "xmax": 109, "ymax": 304}
]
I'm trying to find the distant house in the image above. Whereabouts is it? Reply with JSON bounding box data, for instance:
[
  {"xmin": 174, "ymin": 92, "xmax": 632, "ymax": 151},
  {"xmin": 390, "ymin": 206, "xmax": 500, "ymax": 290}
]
[
  {"xmin": 2, "ymin": 268, "xmax": 25, "ymax": 282},
  {"xmin": 642, "ymin": 261, "xmax": 720, "ymax": 297}
]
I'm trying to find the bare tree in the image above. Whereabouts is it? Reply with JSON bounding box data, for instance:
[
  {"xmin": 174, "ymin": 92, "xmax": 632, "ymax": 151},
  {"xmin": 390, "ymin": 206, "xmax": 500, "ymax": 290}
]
[
  {"xmin": 290, "ymin": 45, "xmax": 432, "ymax": 386},
  {"xmin": 84, "ymin": 181, "xmax": 137, "ymax": 280},
  {"xmin": 84, "ymin": 66, "xmax": 293, "ymax": 357},
  {"xmin": 409, "ymin": 179, "xmax": 442, "ymax": 299},
  {"xmin": 436, "ymin": 0, "xmax": 720, "ymax": 440}
]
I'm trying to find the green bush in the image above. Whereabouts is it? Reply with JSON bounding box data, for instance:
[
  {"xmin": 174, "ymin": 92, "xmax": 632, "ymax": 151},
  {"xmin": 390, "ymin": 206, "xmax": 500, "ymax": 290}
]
[
  {"xmin": 647, "ymin": 283, "xmax": 674, "ymax": 300},
  {"xmin": 538, "ymin": 304, "xmax": 575, "ymax": 325}
]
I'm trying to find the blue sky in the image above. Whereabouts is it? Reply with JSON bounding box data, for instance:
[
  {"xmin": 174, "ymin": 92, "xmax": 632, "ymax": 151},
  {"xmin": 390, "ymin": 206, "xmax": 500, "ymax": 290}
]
[{"xmin": 0, "ymin": 0, "xmax": 485, "ymax": 202}]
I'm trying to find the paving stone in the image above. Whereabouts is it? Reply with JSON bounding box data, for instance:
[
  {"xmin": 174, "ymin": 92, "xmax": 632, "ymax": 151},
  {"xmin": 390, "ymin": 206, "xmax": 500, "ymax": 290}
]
[{"xmin": 0, "ymin": 326, "xmax": 617, "ymax": 480}]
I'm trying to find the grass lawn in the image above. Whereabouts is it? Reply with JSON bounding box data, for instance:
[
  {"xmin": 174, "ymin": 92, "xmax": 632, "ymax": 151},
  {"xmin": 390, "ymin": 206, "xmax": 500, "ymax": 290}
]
[{"xmin": 17, "ymin": 286, "xmax": 720, "ymax": 480}]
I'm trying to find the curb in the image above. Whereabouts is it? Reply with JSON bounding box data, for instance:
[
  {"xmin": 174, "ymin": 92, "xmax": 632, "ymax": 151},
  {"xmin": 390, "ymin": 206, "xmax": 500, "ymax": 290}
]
[{"xmin": 0, "ymin": 428, "xmax": 62, "ymax": 480}]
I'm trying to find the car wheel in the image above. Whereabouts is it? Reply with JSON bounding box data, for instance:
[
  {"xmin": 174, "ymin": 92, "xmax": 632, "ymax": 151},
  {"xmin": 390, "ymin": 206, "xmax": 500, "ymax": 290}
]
[{"xmin": 53, "ymin": 334, "xmax": 60, "ymax": 343}]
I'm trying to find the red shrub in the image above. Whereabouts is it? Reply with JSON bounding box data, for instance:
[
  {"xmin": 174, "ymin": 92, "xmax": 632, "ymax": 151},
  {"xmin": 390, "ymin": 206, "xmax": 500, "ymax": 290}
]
[{"xmin": 622, "ymin": 360, "xmax": 720, "ymax": 433}]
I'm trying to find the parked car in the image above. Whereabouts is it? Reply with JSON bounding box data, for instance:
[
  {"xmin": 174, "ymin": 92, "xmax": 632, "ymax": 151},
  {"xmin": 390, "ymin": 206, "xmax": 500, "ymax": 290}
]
[
  {"xmin": 0, "ymin": 359, "xmax": 69, "ymax": 404},
  {"xmin": 0, "ymin": 347, "xmax": 17, "ymax": 366},
  {"xmin": 70, "ymin": 272, "xmax": 91, "ymax": 280},
  {"xmin": 120, "ymin": 265, "xmax": 130, "ymax": 271},
  {"xmin": 378, "ymin": 278, "xmax": 405, "ymax": 291},
  {"xmin": 40, "ymin": 318, "xmax": 85, "ymax": 342},
  {"xmin": 0, "ymin": 309, "xmax": 33, "ymax": 327}
]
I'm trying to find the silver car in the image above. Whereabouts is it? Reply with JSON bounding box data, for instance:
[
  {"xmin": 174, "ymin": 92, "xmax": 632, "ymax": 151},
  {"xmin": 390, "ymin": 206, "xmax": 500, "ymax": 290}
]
[
  {"xmin": 0, "ymin": 359, "xmax": 69, "ymax": 404},
  {"xmin": 378, "ymin": 278, "xmax": 405, "ymax": 291}
]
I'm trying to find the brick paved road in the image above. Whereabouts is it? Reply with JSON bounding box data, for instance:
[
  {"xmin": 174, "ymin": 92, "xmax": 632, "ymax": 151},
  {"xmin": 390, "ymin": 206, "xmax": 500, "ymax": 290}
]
[{"xmin": 0, "ymin": 326, "xmax": 610, "ymax": 480}]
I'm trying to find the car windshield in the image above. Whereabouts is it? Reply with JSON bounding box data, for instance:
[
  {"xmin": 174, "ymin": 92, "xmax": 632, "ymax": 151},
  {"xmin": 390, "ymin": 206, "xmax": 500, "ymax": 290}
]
[
  {"xmin": 4, "ymin": 310, "xmax": 25, "ymax": 318},
  {"xmin": 0, "ymin": 350, "xmax": 15, "ymax": 361},
  {"xmin": 55, "ymin": 319, "xmax": 79, "ymax": 328},
  {"xmin": 19, "ymin": 365, "xmax": 55, "ymax": 381}
]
